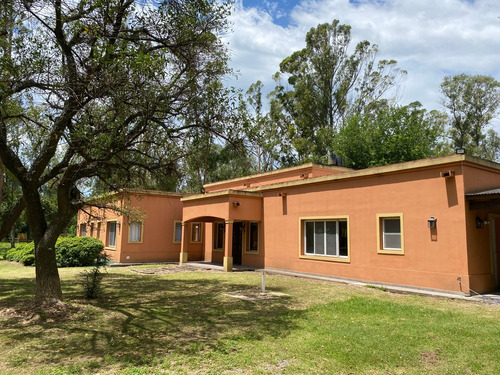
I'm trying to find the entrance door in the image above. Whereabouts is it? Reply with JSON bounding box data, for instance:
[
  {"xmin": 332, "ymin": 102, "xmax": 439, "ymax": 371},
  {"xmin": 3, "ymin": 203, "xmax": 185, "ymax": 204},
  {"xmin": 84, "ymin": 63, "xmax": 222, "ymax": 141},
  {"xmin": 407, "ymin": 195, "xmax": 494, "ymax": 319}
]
[{"xmin": 232, "ymin": 222, "xmax": 244, "ymax": 265}]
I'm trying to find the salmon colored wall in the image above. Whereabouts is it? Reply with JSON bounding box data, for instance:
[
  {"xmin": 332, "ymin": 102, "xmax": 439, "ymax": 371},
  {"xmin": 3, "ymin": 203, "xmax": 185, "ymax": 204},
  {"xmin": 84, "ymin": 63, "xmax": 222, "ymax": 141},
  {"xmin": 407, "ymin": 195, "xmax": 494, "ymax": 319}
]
[
  {"xmin": 261, "ymin": 164, "xmax": 472, "ymax": 292},
  {"xmin": 204, "ymin": 164, "xmax": 350, "ymax": 193},
  {"xmin": 78, "ymin": 192, "xmax": 185, "ymax": 262}
]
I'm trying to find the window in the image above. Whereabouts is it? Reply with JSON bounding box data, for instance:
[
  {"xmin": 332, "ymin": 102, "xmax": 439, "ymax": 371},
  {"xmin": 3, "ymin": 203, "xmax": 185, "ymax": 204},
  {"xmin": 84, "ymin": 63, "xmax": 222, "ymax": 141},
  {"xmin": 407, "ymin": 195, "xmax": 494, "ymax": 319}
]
[
  {"xmin": 107, "ymin": 221, "xmax": 117, "ymax": 248},
  {"xmin": 174, "ymin": 221, "xmax": 182, "ymax": 243},
  {"xmin": 302, "ymin": 219, "xmax": 348, "ymax": 259},
  {"xmin": 191, "ymin": 222, "xmax": 202, "ymax": 243},
  {"xmin": 90, "ymin": 222, "xmax": 95, "ymax": 238},
  {"xmin": 96, "ymin": 222, "xmax": 101, "ymax": 238},
  {"xmin": 213, "ymin": 222, "xmax": 225, "ymax": 250},
  {"xmin": 247, "ymin": 222, "xmax": 259, "ymax": 253},
  {"xmin": 377, "ymin": 214, "xmax": 404, "ymax": 254},
  {"xmin": 80, "ymin": 223, "xmax": 87, "ymax": 237},
  {"xmin": 129, "ymin": 221, "xmax": 143, "ymax": 243}
]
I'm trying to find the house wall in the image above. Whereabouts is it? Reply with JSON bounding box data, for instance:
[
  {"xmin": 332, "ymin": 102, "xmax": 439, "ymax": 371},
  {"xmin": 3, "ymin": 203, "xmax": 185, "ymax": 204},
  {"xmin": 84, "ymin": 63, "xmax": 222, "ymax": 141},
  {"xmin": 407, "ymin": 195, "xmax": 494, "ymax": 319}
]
[
  {"xmin": 77, "ymin": 192, "xmax": 185, "ymax": 262},
  {"xmin": 462, "ymin": 162, "xmax": 500, "ymax": 292},
  {"xmin": 260, "ymin": 162, "xmax": 474, "ymax": 292}
]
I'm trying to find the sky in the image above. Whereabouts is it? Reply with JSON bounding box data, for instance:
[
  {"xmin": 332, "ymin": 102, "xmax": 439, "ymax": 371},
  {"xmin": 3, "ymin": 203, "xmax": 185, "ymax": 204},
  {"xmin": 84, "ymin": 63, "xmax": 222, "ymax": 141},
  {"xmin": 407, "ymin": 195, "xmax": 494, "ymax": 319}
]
[{"xmin": 223, "ymin": 0, "xmax": 500, "ymax": 117}]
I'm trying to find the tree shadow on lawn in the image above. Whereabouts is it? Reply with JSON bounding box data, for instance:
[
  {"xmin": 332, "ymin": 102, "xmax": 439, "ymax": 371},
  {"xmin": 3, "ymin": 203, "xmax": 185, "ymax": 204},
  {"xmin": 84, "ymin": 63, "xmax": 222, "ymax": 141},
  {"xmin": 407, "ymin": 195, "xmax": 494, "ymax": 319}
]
[{"xmin": 0, "ymin": 271, "xmax": 304, "ymax": 370}]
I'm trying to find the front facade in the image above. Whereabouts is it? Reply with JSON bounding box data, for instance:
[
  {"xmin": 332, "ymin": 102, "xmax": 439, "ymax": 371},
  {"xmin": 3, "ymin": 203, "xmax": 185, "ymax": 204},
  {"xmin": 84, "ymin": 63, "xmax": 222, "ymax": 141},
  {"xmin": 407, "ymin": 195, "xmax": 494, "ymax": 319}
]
[
  {"xmin": 77, "ymin": 190, "xmax": 198, "ymax": 263},
  {"xmin": 179, "ymin": 155, "xmax": 500, "ymax": 294}
]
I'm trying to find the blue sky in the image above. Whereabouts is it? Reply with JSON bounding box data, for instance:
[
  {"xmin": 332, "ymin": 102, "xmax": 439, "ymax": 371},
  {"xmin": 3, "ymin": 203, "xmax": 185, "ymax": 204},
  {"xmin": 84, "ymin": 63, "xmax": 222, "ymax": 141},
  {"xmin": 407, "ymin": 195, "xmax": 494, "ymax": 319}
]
[{"xmin": 225, "ymin": 0, "xmax": 500, "ymax": 128}]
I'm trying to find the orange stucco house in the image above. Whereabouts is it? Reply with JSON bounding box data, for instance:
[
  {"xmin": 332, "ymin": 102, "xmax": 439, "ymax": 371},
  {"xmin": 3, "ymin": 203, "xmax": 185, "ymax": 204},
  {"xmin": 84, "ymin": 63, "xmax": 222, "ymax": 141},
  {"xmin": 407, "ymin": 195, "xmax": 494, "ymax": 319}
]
[{"xmin": 78, "ymin": 154, "xmax": 500, "ymax": 294}]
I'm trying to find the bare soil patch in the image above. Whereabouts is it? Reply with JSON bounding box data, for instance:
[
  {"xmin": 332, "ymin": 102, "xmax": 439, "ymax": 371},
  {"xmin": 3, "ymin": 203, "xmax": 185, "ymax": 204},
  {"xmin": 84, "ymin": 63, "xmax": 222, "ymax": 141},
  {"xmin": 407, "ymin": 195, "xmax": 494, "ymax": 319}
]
[{"xmin": 129, "ymin": 265, "xmax": 221, "ymax": 275}]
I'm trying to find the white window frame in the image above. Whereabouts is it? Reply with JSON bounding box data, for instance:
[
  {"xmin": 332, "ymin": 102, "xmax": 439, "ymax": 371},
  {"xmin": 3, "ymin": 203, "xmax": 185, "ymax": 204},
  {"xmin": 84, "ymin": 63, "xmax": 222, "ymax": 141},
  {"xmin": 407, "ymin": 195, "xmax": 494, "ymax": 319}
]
[
  {"xmin": 107, "ymin": 221, "xmax": 117, "ymax": 249},
  {"xmin": 299, "ymin": 217, "xmax": 349, "ymax": 262},
  {"xmin": 80, "ymin": 223, "xmax": 87, "ymax": 237}
]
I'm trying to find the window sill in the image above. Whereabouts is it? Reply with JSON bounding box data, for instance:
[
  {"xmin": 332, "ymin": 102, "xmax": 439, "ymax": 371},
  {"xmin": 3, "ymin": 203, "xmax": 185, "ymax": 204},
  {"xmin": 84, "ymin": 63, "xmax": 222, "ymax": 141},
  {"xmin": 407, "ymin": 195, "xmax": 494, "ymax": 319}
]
[
  {"xmin": 105, "ymin": 247, "xmax": 116, "ymax": 251},
  {"xmin": 300, "ymin": 254, "xmax": 350, "ymax": 263},
  {"xmin": 244, "ymin": 250, "xmax": 259, "ymax": 255},
  {"xmin": 377, "ymin": 249, "xmax": 404, "ymax": 255},
  {"xmin": 213, "ymin": 248, "xmax": 223, "ymax": 252}
]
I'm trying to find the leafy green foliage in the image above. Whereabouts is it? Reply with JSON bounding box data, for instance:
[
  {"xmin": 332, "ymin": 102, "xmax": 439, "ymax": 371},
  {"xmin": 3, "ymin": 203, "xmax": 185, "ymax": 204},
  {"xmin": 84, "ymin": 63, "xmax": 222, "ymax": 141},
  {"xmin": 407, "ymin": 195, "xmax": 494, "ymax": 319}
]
[
  {"xmin": 80, "ymin": 267, "xmax": 105, "ymax": 299},
  {"xmin": 335, "ymin": 102, "xmax": 448, "ymax": 169},
  {"xmin": 55, "ymin": 237, "xmax": 106, "ymax": 268},
  {"xmin": 441, "ymin": 74, "xmax": 500, "ymax": 160},
  {"xmin": 5, "ymin": 242, "xmax": 35, "ymax": 266},
  {"xmin": 269, "ymin": 20, "xmax": 406, "ymax": 162}
]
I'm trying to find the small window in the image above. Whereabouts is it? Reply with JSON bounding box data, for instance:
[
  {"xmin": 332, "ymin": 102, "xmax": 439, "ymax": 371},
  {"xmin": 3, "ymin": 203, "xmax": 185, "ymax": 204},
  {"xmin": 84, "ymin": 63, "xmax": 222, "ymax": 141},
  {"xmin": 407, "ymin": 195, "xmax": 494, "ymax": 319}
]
[
  {"xmin": 302, "ymin": 219, "xmax": 348, "ymax": 259},
  {"xmin": 174, "ymin": 221, "xmax": 182, "ymax": 243},
  {"xmin": 107, "ymin": 221, "xmax": 117, "ymax": 248},
  {"xmin": 191, "ymin": 222, "xmax": 202, "ymax": 243},
  {"xmin": 129, "ymin": 221, "xmax": 143, "ymax": 243},
  {"xmin": 377, "ymin": 214, "xmax": 404, "ymax": 254},
  {"xmin": 213, "ymin": 222, "xmax": 225, "ymax": 250},
  {"xmin": 96, "ymin": 222, "xmax": 101, "ymax": 238},
  {"xmin": 247, "ymin": 222, "xmax": 259, "ymax": 252},
  {"xmin": 90, "ymin": 222, "xmax": 95, "ymax": 238},
  {"xmin": 80, "ymin": 223, "xmax": 87, "ymax": 237}
]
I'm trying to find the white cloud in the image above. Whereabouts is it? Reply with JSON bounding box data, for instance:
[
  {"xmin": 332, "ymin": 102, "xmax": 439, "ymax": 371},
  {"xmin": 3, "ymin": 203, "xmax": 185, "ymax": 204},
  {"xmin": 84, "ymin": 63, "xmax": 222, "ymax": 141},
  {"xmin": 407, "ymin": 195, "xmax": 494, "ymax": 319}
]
[{"xmin": 225, "ymin": 0, "xmax": 500, "ymax": 119}]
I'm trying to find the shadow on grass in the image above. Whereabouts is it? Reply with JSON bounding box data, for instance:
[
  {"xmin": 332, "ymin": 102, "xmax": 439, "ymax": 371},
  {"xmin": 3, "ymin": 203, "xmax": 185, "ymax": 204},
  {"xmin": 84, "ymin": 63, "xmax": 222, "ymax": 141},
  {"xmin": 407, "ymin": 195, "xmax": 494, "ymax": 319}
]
[{"xmin": 1, "ymin": 270, "xmax": 304, "ymax": 370}]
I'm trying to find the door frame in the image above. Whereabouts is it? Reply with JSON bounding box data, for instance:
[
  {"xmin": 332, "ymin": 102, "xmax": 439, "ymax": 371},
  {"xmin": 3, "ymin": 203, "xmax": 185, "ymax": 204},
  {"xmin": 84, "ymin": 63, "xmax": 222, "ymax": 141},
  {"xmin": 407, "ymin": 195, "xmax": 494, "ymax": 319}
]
[
  {"xmin": 489, "ymin": 214, "xmax": 500, "ymax": 288},
  {"xmin": 232, "ymin": 221, "xmax": 245, "ymax": 266}
]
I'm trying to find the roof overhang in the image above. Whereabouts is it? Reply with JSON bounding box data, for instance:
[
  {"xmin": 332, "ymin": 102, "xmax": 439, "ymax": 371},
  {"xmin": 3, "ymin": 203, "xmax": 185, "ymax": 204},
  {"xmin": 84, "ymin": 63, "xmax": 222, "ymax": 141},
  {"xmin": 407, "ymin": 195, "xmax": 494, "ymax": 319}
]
[{"xmin": 466, "ymin": 188, "xmax": 500, "ymax": 211}]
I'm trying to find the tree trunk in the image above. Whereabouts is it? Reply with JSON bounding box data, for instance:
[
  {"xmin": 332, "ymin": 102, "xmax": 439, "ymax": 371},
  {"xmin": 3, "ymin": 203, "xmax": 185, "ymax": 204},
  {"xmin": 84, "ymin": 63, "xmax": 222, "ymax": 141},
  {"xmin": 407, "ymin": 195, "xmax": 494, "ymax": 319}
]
[
  {"xmin": 34, "ymin": 241, "xmax": 63, "ymax": 304},
  {"xmin": 10, "ymin": 224, "xmax": 15, "ymax": 248}
]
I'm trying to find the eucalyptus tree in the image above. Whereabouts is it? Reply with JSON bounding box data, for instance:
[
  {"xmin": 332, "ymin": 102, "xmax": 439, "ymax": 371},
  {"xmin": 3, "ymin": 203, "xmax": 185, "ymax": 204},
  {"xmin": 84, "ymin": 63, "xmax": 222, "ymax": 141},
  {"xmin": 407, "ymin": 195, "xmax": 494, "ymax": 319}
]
[
  {"xmin": 441, "ymin": 74, "xmax": 500, "ymax": 160},
  {"xmin": 0, "ymin": 0, "xmax": 232, "ymax": 304},
  {"xmin": 270, "ymin": 20, "xmax": 406, "ymax": 163}
]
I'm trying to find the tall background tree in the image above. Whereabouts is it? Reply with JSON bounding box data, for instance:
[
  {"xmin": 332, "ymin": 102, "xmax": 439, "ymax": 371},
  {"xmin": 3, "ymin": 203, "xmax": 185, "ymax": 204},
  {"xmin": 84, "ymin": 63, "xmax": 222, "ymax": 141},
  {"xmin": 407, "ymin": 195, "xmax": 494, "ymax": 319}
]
[
  {"xmin": 441, "ymin": 74, "xmax": 500, "ymax": 160},
  {"xmin": 0, "ymin": 0, "xmax": 232, "ymax": 304},
  {"xmin": 269, "ymin": 20, "xmax": 406, "ymax": 163}
]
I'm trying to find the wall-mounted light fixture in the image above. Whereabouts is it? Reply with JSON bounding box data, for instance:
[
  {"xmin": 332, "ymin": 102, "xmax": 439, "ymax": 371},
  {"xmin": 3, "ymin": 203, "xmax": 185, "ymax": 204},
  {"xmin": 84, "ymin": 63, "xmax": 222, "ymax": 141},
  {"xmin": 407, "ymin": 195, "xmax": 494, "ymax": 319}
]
[
  {"xmin": 427, "ymin": 217, "xmax": 437, "ymax": 229},
  {"xmin": 455, "ymin": 147, "xmax": 466, "ymax": 154},
  {"xmin": 232, "ymin": 201, "xmax": 240, "ymax": 207},
  {"xmin": 476, "ymin": 216, "xmax": 490, "ymax": 228}
]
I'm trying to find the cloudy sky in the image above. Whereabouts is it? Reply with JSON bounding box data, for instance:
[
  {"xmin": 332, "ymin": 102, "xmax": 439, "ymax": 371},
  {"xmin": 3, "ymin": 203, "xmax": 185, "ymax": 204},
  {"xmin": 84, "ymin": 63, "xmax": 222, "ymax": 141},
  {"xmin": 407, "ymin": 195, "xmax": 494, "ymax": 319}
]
[{"xmin": 223, "ymin": 0, "xmax": 500, "ymax": 116}]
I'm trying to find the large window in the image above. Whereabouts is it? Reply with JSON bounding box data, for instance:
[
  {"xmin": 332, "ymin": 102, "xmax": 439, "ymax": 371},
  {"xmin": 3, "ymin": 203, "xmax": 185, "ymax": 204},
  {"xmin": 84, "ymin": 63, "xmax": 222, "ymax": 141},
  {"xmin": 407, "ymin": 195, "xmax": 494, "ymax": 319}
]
[
  {"xmin": 191, "ymin": 222, "xmax": 202, "ymax": 243},
  {"xmin": 377, "ymin": 214, "xmax": 404, "ymax": 254},
  {"xmin": 213, "ymin": 222, "xmax": 225, "ymax": 250},
  {"xmin": 129, "ymin": 221, "xmax": 143, "ymax": 243},
  {"xmin": 247, "ymin": 222, "xmax": 259, "ymax": 253},
  {"xmin": 302, "ymin": 219, "xmax": 348, "ymax": 258},
  {"xmin": 174, "ymin": 221, "xmax": 182, "ymax": 243},
  {"xmin": 107, "ymin": 221, "xmax": 117, "ymax": 248},
  {"xmin": 79, "ymin": 223, "xmax": 87, "ymax": 237}
]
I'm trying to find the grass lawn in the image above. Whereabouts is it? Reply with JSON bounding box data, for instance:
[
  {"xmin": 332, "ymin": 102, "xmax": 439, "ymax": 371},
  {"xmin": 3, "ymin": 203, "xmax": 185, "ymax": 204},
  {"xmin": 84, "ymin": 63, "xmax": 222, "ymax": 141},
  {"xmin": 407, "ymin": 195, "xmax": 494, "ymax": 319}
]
[{"xmin": 1, "ymin": 261, "xmax": 499, "ymax": 374}]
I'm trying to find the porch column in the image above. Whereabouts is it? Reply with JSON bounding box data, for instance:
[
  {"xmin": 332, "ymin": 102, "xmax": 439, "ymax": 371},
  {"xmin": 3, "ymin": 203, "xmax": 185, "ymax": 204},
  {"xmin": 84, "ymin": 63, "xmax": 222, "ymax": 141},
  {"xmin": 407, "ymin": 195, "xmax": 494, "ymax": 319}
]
[
  {"xmin": 223, "ymin": 220, "xmax": 234, "ymax": 272},
  {"xmin": 179, "ymin": 222, "xmax": 189, "ymax": 264}
]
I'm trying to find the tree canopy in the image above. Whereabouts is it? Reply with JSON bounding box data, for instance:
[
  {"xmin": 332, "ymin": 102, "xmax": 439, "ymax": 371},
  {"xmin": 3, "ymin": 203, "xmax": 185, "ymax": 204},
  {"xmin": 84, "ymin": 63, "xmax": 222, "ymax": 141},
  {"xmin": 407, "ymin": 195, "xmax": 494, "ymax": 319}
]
[{"xmin": 0, "ymin": 0, "xmax": 232, "ymax": 303}]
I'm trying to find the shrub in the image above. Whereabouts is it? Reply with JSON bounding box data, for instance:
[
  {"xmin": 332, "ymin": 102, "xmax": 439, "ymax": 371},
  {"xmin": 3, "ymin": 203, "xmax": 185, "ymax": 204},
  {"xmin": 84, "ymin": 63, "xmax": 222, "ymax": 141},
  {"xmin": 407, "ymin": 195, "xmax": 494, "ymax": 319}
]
[
  {"xmin": 55, "ymin": 237, "xmax": 106, "ymax": 267},
  {"xmin": 80, "ymin": 267, "xmax": 105, "ymax": 299},
  {"xmin": 6, "ymin": 242, "xmax": 35, "ymax": 266}
]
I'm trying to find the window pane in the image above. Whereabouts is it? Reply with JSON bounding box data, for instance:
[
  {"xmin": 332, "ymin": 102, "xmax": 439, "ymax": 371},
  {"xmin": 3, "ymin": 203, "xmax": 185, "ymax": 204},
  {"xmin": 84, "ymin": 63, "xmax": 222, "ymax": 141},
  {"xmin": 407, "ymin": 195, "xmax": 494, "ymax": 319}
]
[
  {"xmin": 249, "ymin": 222, "xmax": 258, "ymax": 252},
  {"xmin": 174, "ymin": 222, "xmax": 182, "ymax": 242},
  {"xmin": 384, "ymin": 219, "xmax": 400, "ymax": 234},
  {"xmin": 192, "ymin": 223, "xmax": 201, "ymax": 242},
  {"xmin": 130, "ymin": 222, "xmax": 141, "ymax": 242},
  {"xmin": 325, "ymin": 221, "xmax": 337, "ymax": 256},
  {"xmin": 214, "ymin": 223, "xmax": 224, "ymax": 249},
  {"xmin": 80, "ymin": 224, "xmax": 86, "ymax": 237},
  {"xmin": 305, "ymin": 222, "xmax": 314, "ymax": 254},
  {"xmin": 339, "ymin": 221, "xmax": 348, "ymax": 256},
  {"xmin": 383, "ymin": 218, "xmax": 401, "ymax": 249},
  {"xmin": 108, "ymin": 222, "xmax": 116, "ymax": 247},
  {"xmin": 314, "ymin": 222, "xmax": 325, "ymax": 255}
]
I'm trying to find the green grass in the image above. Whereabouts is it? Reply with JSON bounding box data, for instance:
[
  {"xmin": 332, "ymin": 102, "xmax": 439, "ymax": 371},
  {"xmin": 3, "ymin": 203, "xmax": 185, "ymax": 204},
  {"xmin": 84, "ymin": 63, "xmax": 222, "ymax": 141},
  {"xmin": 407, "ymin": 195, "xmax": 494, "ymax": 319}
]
[{"xmin": 1, "ymin": 261, "xmax": 499, "ymax": 374}]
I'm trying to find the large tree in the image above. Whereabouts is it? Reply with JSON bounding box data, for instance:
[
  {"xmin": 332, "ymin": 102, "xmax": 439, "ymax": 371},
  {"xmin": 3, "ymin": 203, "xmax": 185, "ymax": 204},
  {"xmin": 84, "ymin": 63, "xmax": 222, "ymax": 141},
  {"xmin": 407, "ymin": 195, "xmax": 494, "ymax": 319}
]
[
  {"xmin": 270, "ymin": 20, "xmax": 406, "ymax": 163},
  {"xmin": 0, "ymin": 0, "xmax": 232, "ymax": 304},
  {"xmin": 334, "ymin": 102, "xmax": 447, "ymax": 169},
  {"xmin": 441, "ymin": 74, "xmax": 500, "ymax": 160}
]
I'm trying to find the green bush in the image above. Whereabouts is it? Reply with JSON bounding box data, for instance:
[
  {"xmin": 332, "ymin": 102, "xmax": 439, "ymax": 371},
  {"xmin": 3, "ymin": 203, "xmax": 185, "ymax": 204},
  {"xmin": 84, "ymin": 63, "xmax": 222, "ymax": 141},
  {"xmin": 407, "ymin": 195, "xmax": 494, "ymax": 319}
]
[
  {"xmin": 55, "ymin": 237, "xmax": 106, "ymax": 267},
  {"xmin": 80, "ymin": 267, "xmax": 105, "ymax": 299},
  {"xmin": 5, "ymin": 242, "xmax": 35, "ymax": 266}
]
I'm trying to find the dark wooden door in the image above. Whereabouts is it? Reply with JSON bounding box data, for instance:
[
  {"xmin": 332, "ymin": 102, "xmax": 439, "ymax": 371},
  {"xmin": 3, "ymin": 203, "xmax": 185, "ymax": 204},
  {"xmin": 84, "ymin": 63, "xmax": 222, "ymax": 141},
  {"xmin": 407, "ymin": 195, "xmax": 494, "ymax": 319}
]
[{"xmin": 232, "ymin": 222, "xmax": 243, "ymax": 265}]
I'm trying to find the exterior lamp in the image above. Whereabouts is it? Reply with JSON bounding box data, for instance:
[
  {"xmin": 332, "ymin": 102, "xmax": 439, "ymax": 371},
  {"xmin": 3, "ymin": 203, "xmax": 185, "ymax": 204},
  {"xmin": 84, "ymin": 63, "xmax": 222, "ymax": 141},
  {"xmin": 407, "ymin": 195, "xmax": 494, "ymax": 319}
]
[
  {"xmin": 455, "ymin": 147, "xmax": 466, "ymax": 154},
  {"xmin": 232, "ymin": 201, "xmax": 240, "ymax": 207},
  {"xmin": 427, "ymin": 217, "xmax": 437, "ymax": 229}
]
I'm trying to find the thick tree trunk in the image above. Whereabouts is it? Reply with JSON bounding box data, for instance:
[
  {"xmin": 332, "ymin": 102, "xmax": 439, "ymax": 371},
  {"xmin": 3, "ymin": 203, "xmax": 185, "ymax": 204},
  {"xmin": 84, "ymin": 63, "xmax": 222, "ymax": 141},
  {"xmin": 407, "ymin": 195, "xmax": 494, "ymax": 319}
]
[
  {"xmin": 10, "ymin": 225, "xmax": 15, "ymax": 248},
  {"xmin": 35, "ymin": 243, "xmax": 63, "ymax": 303}
]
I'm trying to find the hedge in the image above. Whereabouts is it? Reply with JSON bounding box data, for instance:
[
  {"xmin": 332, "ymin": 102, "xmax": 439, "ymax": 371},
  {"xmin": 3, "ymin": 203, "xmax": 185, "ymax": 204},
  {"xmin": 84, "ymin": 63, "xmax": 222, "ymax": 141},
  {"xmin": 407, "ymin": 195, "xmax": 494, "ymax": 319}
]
[{"xmin": 5, "ymin": 237, "xmax": 106, "ymax": 267}]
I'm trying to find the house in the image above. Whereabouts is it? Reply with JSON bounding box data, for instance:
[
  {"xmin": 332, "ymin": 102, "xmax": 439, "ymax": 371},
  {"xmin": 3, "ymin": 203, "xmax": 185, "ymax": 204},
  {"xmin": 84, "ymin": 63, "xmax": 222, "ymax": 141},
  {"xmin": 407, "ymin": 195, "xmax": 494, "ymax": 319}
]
[
  {"xmin": 77, "ymin": 190, "xmax": 197, "ymax": 263},
  {"xmin": 178, "ymin": 154, "xmax": 500, "ymax": 294},
  {"xmin": 78, "ymin": 154, "xmax": 500, "ymax": 294}
]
